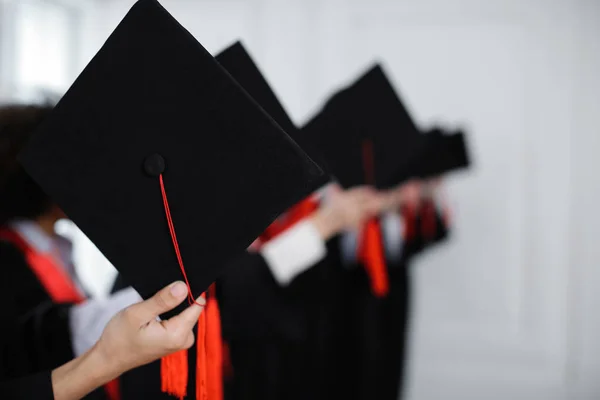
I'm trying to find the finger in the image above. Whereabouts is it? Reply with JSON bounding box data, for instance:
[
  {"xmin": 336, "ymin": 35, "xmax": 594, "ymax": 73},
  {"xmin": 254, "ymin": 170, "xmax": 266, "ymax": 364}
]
[
  {"xmin": 163, "ymin": 295, "xmax": 205, "ymax": 335},
  {"xmin": 329, "ymin": 183, "xmax": 342, "ymax": 193},
  {"xmin": 127, "ymin": 281, "xmax": 188, "ymax": 324},
  {"xmin": 351, "ymin": 186, "xmax": 377, "ymax": 197}
]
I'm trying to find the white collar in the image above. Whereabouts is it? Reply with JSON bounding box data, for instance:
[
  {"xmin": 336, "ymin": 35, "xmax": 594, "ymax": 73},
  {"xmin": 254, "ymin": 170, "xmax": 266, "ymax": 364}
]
[{"xmin": 9, "ymin": 219, "xmax": 73, "ymax": 256}]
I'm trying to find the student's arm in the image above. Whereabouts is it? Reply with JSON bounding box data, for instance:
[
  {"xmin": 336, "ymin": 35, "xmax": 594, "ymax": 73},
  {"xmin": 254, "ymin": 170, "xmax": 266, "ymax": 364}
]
[
  {"xmin": 262, "ymin": 186, "xmax": 385, "ymax": 286},
  {"xmin": 54, "ymin": 281, "xmax": 203, "ymax": 400},
  {"xmin": 69, "ymin": 287, "xmax": 142, "ymax": 356}
]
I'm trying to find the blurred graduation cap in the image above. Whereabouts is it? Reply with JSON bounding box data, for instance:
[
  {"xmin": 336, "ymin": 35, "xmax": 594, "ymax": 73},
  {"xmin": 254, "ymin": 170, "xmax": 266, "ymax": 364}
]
[
  {"xmin": 215, "ymin": 41, "xmax": 329, "ymax": 187},
  {"xmin": 301, "ymin": 64, "xmax": 428, "ymax": 189},
  {"xmin": 18, "ymin": 0, "xmax": 325, "ymax": 311},
  {"xmin": 216, "ymin": 42, "xmax": 297, "ymax": 140},
  {"xmin": 412, "ymin": 127, "xmax": 471, "ymax": 178}
]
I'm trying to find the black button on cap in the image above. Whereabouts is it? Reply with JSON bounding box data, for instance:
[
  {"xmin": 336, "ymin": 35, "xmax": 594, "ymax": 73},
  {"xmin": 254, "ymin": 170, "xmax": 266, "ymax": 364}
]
[{"xmin": 144, "ymin": 154, "xmax": 165, "ymax": 177}]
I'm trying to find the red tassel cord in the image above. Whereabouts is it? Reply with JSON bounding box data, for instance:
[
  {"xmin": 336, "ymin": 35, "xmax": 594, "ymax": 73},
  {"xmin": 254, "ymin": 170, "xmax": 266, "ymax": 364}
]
[
  {"xmin": 421, "ymin": 199, "xmax": 437, "ymax": 241},
  {"xmin": 158, "ymin": 174, "xmax": 223, "ymax": 400}
]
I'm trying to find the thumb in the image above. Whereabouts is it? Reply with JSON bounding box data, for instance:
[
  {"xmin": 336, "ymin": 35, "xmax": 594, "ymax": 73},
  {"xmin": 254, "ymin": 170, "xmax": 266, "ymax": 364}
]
[
  {"xmin": 163, "ymin": 295, "xmax": 205, "ymax": 336},
  {"xmin": 128, "ymin": 281, "xmax": 189, "ymax": 324}
]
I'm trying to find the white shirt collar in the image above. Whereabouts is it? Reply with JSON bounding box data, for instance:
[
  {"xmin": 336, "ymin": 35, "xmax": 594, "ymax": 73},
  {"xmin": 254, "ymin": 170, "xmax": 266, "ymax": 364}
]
[{"xmin": 9, "ymin": 219, "xmax": 74, "ymax": 268}]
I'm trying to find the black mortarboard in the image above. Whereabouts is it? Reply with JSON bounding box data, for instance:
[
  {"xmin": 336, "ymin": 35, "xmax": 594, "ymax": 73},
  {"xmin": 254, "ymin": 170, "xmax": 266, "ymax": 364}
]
[
  {"xmin": 215, "ymin": 41, "xmax": 330, "ymax": 189},
  {"xmin": 18, "ymin": 0, "xmax": 325, "ymax": 312},
  {"xmin": 411, "ymin": 127, "xmax": 471, "ymax": 178},
  {"xmin": 215, "ymin": 42, "xmax": 296, "ymax": 138},
  {"xmin": 301, "ymin": 64, "xmax": 427, "ymax": 189}
]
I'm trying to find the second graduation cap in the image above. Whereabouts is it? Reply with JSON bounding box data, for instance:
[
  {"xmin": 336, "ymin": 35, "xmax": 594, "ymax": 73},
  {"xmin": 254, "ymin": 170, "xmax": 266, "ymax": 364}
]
[
  {"xmin": 19, "ymin": 0, "xmax": 325, "ymax": 311},
  {"xmin": 216, "ymin": 42, "xmax": 298, "ymax": 140},
  {"xmin": 302, "ymin": 64, "xmax": 428, "ymax": 189},
  {"xmin": 215, "ymin": 41, "xmax": 330, "ymax": 187}
]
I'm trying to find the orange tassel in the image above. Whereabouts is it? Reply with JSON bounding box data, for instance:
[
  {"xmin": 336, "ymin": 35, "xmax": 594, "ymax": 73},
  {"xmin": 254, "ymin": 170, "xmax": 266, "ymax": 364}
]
[
  {"xmin": 196, "ymin": 286, "xmax": 224, "ymax": 400},
  {"xmin": 421, "ymin": 200, "xmax": 437, "ymax": 240},
  {"xmin": 103, "ymin": 379, "xmax": 120, "ymax": 400},
  {"xmin": 206, "ymin": 285, "xmax": 224, "ymax": 400},
  {"xmin": 358, "ymin": 218, "xmax": 389, "ymax": 297},
  {"xmin": 401, "ymin": 204, "xmax": 416, "ymax": 241},
  {"xmin": 161, "ymin": 349, "xmax": 189, "ymax": 400},
  {"xmin": 196, "ymin": 296, "xmax": 208, "ymax": 400},
  {"xmin": 222, "ymin": 341, "xmax": 234, "ymax": 380}
]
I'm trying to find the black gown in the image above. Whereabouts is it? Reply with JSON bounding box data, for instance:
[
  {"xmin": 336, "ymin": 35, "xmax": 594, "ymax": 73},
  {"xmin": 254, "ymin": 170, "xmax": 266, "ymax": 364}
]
[
  {"xmin": 112, "ymin": 239, "xmax": 345, "ymax": 400},
  {"xmin": 0, "ymin": 250, "xmax": 55, "ymax": 400},
  {"xmin": 112, "ymin": 251, "xmax": 297, "ymax": 400},
  {"xmin": 0, "ymin": 238, "xmax": 107, "ymax": 400},
  {"xmin": 220, "ymin": 239, "xmax": 345, "ymax": 400},
  {"xmin": 336, "ymin": 206, "xmax": 449, "ymax": 400}
]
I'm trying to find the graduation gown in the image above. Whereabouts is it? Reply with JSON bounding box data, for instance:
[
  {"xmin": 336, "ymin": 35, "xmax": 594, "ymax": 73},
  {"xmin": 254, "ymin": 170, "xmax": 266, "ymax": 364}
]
[
  {"xmin": 0, "ymin": 372, "xmax": 54, "ymax": 400},
  {"xmin": 0, "ymin": 235, "xmax": 107, "ymax": 400},
  {"xmin": 112, "ymin": 238, "xmax": 345, "ymax": 400},
  {"xmin": 219, "ymin": 238, "xmax": 345, "ymax": 400},
  {"xmin": 0, "ymin": 250, "xmax": 55, "ymax": 400},
  {"xmin": 335, "ymin": 204, "xmax": 449, "ymax": 400},
  {"xmin": 111, "ymin": 251, "xmax": 289, "ymax": 400}
]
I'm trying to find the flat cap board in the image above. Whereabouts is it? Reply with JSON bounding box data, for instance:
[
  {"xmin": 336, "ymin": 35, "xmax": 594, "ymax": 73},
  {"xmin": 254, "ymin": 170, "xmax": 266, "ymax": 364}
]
[{"xmin": 19, "ymin": 0, "xmax": 325, "ymax": 315}]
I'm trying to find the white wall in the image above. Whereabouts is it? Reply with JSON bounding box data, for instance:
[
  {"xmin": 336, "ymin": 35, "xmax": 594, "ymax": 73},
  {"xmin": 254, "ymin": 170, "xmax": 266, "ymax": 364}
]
[{"xmin": 63, "ymin": 0, "xmax": 600, "ymax": 398}]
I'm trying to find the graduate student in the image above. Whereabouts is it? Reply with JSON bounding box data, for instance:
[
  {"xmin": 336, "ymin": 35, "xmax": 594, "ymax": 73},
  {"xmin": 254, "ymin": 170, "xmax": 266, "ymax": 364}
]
[
  {"xmin": 301, "ymin": 66, "xmax": 471, "ymax": 400},
  {"xmin": 11, "ymin": 3, "xmax": 328, "ymax": 400},
  {"xmin": 111, "ymin": 41, "xmax": 397, "ymax": 400},
  {"xmin": 0, "ymin": 104, "xmax": 142, "ymax": 400},
  {"xmin": 0, "ymin": 280, "xmax": 205, "ymax": 400}
]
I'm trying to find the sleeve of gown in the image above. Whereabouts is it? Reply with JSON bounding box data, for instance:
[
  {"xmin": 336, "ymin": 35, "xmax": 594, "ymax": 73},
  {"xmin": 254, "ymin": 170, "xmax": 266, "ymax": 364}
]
[
  {"xmin": 0, "ymin": 372, "xmax": 54, "ymax": 400},
  {"xmin": 218, "ymin": 251, "xmax": 309, "ymax": 342},
  {"xmin": 260, "ymin": 220, "xmax": 327, "ymax": 286},
  {"xmin": 0, "ymin": 242, "xmax": 75, "ymax": 373}
]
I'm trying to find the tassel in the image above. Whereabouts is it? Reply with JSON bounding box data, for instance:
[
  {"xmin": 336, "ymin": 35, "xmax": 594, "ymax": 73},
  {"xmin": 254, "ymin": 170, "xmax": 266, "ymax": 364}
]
[
  {"xmin": 222, "ymin": 341, "xmax": 234, "ymax": 380},
  {"xmin": 161, "ymin": 349, "xmax": 189, "ymax": 400},
  {"xmin": 104, "ymin": 379, "xmax": 120, "ymax": 400},
  {"xmin": 358, "ymin": 218, "xmax": 389, "ymax": 297},
  {"xmin": 196, "ymin": 296, "xmax": 208, "ymax": 400},
  {"xmin": 196, "ymin": 286, "xmax": 224, "ymax": 400},
  {"xmin": 421, "ymin": 200, "xmax": 437, "ymax": 240},
  {"xmin": 401, "ymin": 204, "xmax": 417, "ymax": 241},
  {"xmin": 206, "ymin": 284, "xmax": 224, "ymax": 400}
]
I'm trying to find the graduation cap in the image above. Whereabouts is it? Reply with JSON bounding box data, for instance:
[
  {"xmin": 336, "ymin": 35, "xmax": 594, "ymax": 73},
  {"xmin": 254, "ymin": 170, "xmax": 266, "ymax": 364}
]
[
  {"xmin": 215, "ymin": 41, "xmax": 329, "ymax": 239},
  {"xmin": 18, "ymin": 1, "xmax": 325, "ymax": 397},
  {"xmin": 215, "ymin": 42, "xmax": 298, "ymax": 142},
  {"xmin": 20, "ymin": 0, "xmax": 324, "ymax": 305},
  {"xmin": 411, "ymin": 127, "xmax": 471, "ymax": 179},
  {"xmin": 301, "ymin": 64, "xmax": 427, "ymax": 189}
]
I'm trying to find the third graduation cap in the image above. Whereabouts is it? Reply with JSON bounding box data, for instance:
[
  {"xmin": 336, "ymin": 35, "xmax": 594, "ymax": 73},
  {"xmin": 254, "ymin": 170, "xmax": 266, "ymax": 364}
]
[{"xmin": 19, "ymin": 0, "xmax": 325, "ymax": 310}]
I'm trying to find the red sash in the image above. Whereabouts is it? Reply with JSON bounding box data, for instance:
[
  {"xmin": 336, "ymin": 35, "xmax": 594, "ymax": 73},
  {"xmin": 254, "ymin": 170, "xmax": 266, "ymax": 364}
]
[
  {"xmin": 258, "ymin": 196, "xmax": 320, "ymax": 245},
  {"xmin": 0, "ymin": 228, "xmax": 120, "ymax": 400}
]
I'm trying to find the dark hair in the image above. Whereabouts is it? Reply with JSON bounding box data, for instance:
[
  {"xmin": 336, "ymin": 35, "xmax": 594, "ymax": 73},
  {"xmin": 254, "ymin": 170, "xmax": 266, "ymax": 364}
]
[{"xmin": 0, "ymin": 104, "xmax": 55, "ymax": 226}]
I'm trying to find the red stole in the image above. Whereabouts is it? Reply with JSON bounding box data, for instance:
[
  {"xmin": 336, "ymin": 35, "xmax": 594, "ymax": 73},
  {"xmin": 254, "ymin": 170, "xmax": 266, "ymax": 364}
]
[
  {"xmin": 258, "ymin": 196, "xmax": 320, "ymax": 245},
  {"xmin": 0, "ymin": 228, "xmax": 120, "ymax": 400}
]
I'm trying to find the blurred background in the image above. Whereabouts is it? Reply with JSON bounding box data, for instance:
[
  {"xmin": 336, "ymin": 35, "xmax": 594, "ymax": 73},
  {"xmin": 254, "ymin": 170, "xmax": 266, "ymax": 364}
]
[{"xmin": 1, "ymin": 0, "xmax": 599, "ymax": 399}]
